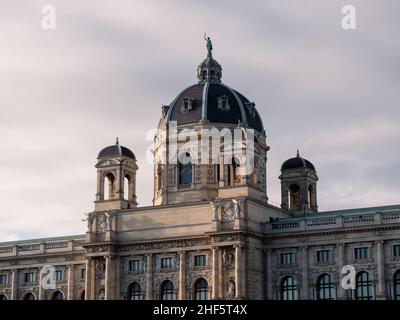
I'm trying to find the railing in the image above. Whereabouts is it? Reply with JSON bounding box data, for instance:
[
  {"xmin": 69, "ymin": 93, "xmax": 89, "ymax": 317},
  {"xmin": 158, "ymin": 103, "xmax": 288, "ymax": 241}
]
[
  {"xmin": 45, "ymin": 242, "xmax": 69, "ymax": 250},
  {"xmin": 268, "ymin": 211, "xmax": 400, "ymax": 233},
  {"xmin": 19, "ymin": 245, "xmax": 40, "ymax": 251},
  {"xmin": 0, "ymin": 247, "xmax": 13, "ymax": 254},
  {"xmin": 0, "ymin": 239, "xmax": 81, "ymax": 258},
  {"xmin": 272, "ymin": 222, "xmax": 299, "ymax": 230},
  {"xmin": 343, "ymin": 215, "xmax": 374, "ymax": 224},
  {"xmin": 306, "ymin": 217, "xmax": 336, "ymax": 227},
  {"xmin": 382, "ymin": 212, "xmax": 400, "ymax": 222}
]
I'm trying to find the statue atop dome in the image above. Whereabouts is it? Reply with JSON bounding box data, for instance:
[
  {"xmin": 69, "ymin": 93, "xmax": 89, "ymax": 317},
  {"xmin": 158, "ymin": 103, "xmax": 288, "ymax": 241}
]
[{"xmin": 204, "ymin": 33, "xmax": 213, "ymax": 57}]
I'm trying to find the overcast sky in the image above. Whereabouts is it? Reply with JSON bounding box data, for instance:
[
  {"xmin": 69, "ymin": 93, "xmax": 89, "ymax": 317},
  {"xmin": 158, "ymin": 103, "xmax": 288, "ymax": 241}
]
[{"xmin": 0, "ymin": 0, "xmax": 399, "ymax": 241}]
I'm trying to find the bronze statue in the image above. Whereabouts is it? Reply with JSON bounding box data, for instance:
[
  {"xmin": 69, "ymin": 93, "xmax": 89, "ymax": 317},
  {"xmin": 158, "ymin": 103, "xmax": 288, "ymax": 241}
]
[{"xmin": 204, "ymin": 33, "xmax": 213, "ymax": 56}]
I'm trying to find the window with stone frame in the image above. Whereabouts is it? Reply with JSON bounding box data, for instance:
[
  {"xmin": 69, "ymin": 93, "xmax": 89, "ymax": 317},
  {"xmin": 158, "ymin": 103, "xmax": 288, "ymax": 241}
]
[
  {"xmin": 55, "ymin": 270, "xmax": 63, "ymax": 281},
  {"xmin": 316, "ymin": 250, "xmax": 331, "ymax": 263},
  {"xmin": 217, "ymin": 95, "xmax": 230, "ymax": 112},
  {"xmin": 181, "ymin": 97, "xmax": 194, "ymax": 111},
  {"xmin": 245, "ymin": 101, "xmax": 256, "ymax": 118},
  {"xmin": 161, "ymin": 257, "xmax": 174, "ymax": 269},
  {"xmin": 354, "ymin": 247, "xmax": 370, "ymax": 260},
  {"xmin": 194, "ymin": 255, "xmax": 207, "ymax": 267},
  {"xmin": 128, "ymin": 259, "xmax": 141, "ymax": 272},
  {"xmin": 0, "ymin": 274, "xmax": 7, "ymax": 285},
  {"xmin": 280, "ymin": 252, "xmax": 295, "ymax": 265},
  {"xmin": 24, "ymin": 272, "xmax": 35, "ymax": 283},
  {"xmin": 393, "ymin": 245, "xmax": 400, "ymax": 257}
]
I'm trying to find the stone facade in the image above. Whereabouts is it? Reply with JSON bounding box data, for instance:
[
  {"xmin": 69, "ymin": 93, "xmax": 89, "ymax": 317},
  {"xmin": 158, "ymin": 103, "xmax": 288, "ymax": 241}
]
[{"xmin": 1, "ymin": 44, "xmax": 399, "ymax": 301}]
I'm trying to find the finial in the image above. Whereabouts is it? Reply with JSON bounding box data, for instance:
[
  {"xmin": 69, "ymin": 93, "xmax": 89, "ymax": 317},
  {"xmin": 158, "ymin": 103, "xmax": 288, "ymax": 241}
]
[
  {"xmin": 116, "ymin": 137, "xmax": 119, "ymax": 145},
  {"xmin": 296, "ymin": 149, "xmax": 300, "ymax": 157},
  {"xmin": 204, "ymin": 33, "xmax": 213, "ymax": 57}
]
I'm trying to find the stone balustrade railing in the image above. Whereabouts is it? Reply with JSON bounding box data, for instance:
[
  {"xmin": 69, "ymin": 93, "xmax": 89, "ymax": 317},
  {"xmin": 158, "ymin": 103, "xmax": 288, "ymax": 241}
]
[
  {"xmin": 0, "ymin": 235, "xmax": 85, "ymax": 258},
  {"xmin": 267, "ymin": 211, "xmax": 400, "ymax": 233}
]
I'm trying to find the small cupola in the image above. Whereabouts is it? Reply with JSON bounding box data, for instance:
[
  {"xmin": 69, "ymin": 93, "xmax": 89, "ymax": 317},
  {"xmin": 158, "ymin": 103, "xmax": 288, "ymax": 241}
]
[
  {"xmin": 197, "ymin": 35, "xmax": 222, "ymax": 83},
  {"xmin": 279, "ymin": 150, "xmax": 318, "ymax": 215}
]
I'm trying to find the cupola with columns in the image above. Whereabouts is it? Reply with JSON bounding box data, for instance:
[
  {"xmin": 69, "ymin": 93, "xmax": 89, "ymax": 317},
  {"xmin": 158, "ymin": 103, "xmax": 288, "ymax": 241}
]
[
  {"xmin": 94, "ymin": 138, "xmax": 138, "ymax": 211},
  {"xmin": 280, "ymin": 150, "xmax": 318, "ymax": 215}
]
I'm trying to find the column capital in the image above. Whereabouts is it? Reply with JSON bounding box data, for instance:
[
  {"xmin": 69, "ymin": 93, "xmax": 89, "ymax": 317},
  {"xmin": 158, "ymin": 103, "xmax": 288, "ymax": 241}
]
[
  {"xmin": 336, "ymin": 243, "xmax": 346, "ymax": 248},
  {"xmin": 233, "ymin": 243, "xmax": 244, "ymax": 249}
]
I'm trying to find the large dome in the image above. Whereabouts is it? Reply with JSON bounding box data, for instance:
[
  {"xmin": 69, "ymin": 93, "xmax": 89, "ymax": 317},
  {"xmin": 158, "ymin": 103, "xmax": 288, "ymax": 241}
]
[
  {"xmin": 163, "ymin": 44, "xmax": 264, "ymax": 133},
  {"xmin": 165, "ymin": 82, "xmax": 264, "ymax": 132}
]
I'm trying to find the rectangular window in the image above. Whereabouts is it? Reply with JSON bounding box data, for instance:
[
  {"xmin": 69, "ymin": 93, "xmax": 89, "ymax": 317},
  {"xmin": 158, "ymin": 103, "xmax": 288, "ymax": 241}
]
[
  {"xmin": 354, "ymin": 247, "xmax": 370, "ymax": 260},
  {"xmin": 161, "ymin": 257, "xmax": 173, "ymax": 269},
  {"xmin": 317, "ymin": 250, "xmax": 330, "ymax": 263},
  {"xmin": 128, "ymin": 259, "xmax": 141, "ymax": 272},
  {"xmin": 280, "ymin": 253, "xmax": 295, "ymax": 265},
  {"xmin": 81, "ymin": 269, "xmax": 86, "ymax": 279},
  {"xmin": 194, "ymin": 255, "xmax": 206, "ymax": 267},
  {"xmin": 55, "ymin": 270, "xmax": 63, "ymax": 281},
  {"xmin": 24, "ymin": 272, "xmax": 34, "ymax": 283},
  {"xmin": 0, "ymin": 274, "xmax": 7, "ymax": 285},
  {"xmin": 394, "ymin": 245, "xmax": 400, "ymax": 257}
]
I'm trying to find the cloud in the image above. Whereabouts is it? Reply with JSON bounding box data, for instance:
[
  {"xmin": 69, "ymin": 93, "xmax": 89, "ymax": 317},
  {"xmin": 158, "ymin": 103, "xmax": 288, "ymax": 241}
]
[{"xmin": 0, "ymin": 0, "xmax": 399, "ymax": 240}]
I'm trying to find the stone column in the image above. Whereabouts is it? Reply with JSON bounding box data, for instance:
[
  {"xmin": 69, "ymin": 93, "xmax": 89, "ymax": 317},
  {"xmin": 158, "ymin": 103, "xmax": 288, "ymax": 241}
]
[
  {"xmin": 301, "ymin": 246, "xmax": 309, "ymax": 299},
  {"xmin": 38, "ymin": 267, "xmax": 45, "ymax": 300},
  {"xmin": 211, "ymin": 247, "xmax": 219, "ymax": 299},
  {"xmin": 11, "ymin": 270, "xmax": 18, "ymax": 300},
  {"xmin": 105, "ymin": 256, "xmax": 112, "ymax": 300},
  {"xmin": 96, "ymin": 172, "xmax": 102, "ymax": 201},
  {"xmin": 84, "ymin": 258, "xmax": 91, "ymax": 300},
  {"xmin": 146, "ymin": 254, "xmax": 153, "ymax": 300},
  {"xmin": 114, "ymin": 256, "xmax": 121, "ymax": 299},
  {"xmin": 266, "ymin": 249, "xmax": 273, "ymax": 300},
  {"xmin": 337, "ymin": 243, "xmax": 346, "ymax": 300},
  {"xmin": 179, "ymin": 251, "xmax": 186, "ymax": 300},
  {"xmin": 67, "ymin": 265, "xmax": 74, "ymax": 300},
  {"xmin": 219, "ymin": 156, "xmax": 225, "ymax": 187},
  {"xmin": 90, "ymin": 259, "xmax": 96, "ymax": 299},
  {"xmin": 235, "ymin": 245, "xmax": 243, "ymax": 299},
  {"xmin": 376, "ymin": 240, "xmax": 386, "ymax": 299}
]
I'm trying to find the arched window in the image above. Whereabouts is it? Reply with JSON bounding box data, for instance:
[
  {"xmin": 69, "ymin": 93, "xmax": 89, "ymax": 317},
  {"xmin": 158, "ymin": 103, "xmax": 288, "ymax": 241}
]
[
  {"xmin": 308, "ymin": 185, "xmax": 313, "ymax": 209},
  {"xmin": 0, "ymin": 294, "xmax": 7, "ymax": 300},
  {"xmin": 394, "ymin": 270, "xmax": 400, "ymax": 300},
  {"xmin": 178, "ymin": 153, "xmax": 192, "ymax": 186},
  {"xmin": 280, "ymin": 276, "xmax": 298, "ymax": 300},
  {"xmin": 23, "ymin": 292, "xmax": 35, "ymax": 300},
  {"xmin": 52, "ymin": 291, "xmax": 64, "ymax": 300},
  {"xmin": 104, "ymin": 173, "xmax": 115, "ymax": 200},
  {"xmin": 161, "ymin": 280, "xmax": 176, "ymax": 300},
  {"xmin": 194, "ymin": 278, "xmax": 209, "ymax": 300},
  {"xmin": 317, "ymin": 274, "xmax": 336, "ymax": 300},
  {"xmin": 356, "ymin": 271, "xmax": 373, "ymax": 300},
  {"xmin": 124, "ymin": 175, "xmax": 130, "ymax": 200},
  {"xmin": 157, "ymin": 164, "xmax": 163, "ymax": 191},
  {"xmin": 288, "ymin": 184, "xmax": 300, "ymax": 210},
  {"xmin": 232, "ymin": 158, "xmax": 241, "ymax": 183},
  {"xmin": 128, "ymin": 282, "xmax": 142, "ymax": 300}
]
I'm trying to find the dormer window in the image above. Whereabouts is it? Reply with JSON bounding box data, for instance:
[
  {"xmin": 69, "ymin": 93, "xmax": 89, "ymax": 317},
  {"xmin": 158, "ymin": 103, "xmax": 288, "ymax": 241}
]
[
  {"xmin": 217, "ymin": 95, "xmax": 230, "ymax": 112},
  {"xmin": 182, "ymin": 97, "xmax": 194, "ymax": 112},
  {"xmin": 246, "ymin": 102, "xmax": 256, "ymax": 118}
]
